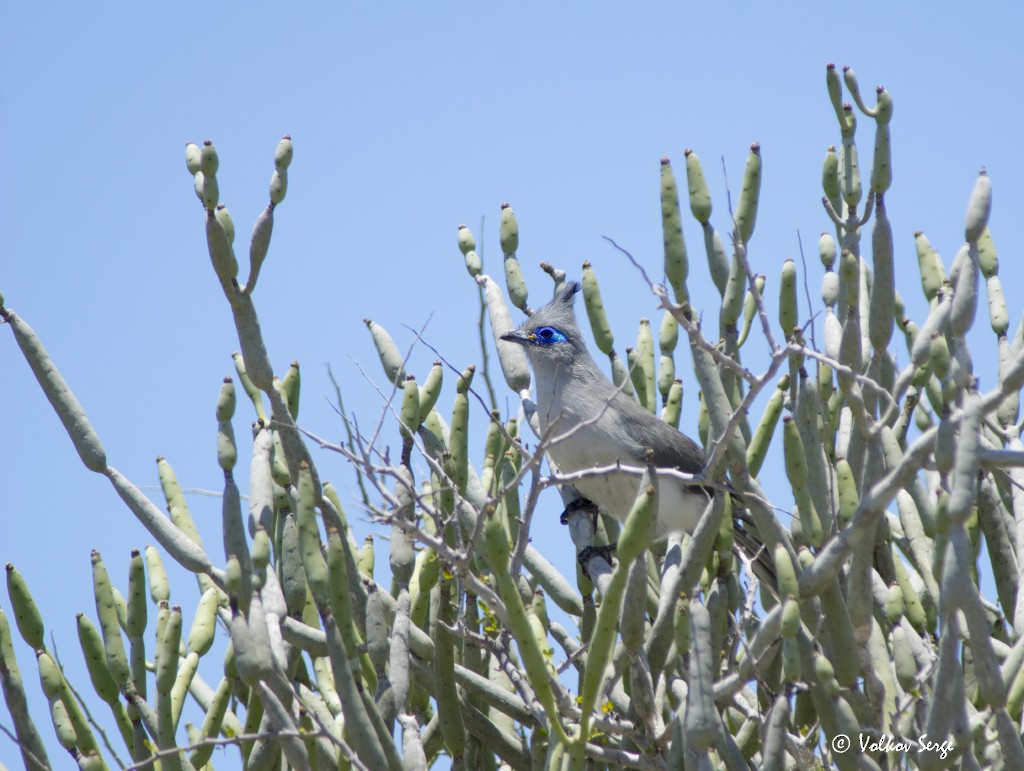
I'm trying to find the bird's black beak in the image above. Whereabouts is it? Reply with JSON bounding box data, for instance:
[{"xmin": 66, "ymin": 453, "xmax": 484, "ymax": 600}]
[{"xmin": 500, "ymin": 330, "xmax": 529, "ymax": 345}]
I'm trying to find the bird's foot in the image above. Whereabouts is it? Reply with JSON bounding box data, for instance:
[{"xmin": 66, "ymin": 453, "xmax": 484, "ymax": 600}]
[
  {"xmin": 560, "ymin": 497, "xmax": 600, "ymax": 528},
  {"xmin": 577, "ymin": 543, "xmax": 617, "ymax": 575}
]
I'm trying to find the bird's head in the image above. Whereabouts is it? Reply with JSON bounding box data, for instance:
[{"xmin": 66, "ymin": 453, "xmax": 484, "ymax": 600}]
[{"xmin": 500, "ymin": 281, "xmax": 586, "ymax": 367}]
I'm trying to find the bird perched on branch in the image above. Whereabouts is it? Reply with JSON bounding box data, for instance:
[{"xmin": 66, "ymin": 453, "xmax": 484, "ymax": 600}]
[{"xmin": 501, "ymin": 281, "xmax": 773, "ymax": 583}]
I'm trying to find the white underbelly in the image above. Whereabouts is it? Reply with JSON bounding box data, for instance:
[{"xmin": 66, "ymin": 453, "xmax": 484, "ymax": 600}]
[{"xmin": 561, "ymin": 462, "xmax": 710, "ymax": 536}]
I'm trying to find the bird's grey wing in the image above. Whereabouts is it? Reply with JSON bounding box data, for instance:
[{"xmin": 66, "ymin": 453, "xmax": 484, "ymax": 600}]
[{"xmin": 608, "ymin": 391, "xmax": 707, "ymax": 473}]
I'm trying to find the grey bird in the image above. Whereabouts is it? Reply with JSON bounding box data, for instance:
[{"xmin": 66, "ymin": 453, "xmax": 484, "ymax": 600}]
[{"xmin": 501, "ymin": 281, "xmax": 770, "ymax": 579}]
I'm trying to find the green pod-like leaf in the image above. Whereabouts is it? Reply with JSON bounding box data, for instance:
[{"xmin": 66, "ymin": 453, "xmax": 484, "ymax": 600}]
[
  {"xmin": 457, "ymin": 223, "xmax": 475, "ymax": 255},
  {"xmin": 835, "ymin": 458, "xmax": 858, "ymax": 529},
  {"xmin": 364, "ymin": 318, "xmax": 406, "ymax": 387},
  {"xmin": 269, "ymin": 168, "xmax": 287, "ymax": 205},
  {"xmin": 3, "ymin": 309, "xmax": 108, "ymax": 473},
  {"xmin": 659, "ymin": 308, "xmax": 679, "ymax": 353},
  {"xmin": 657, "ymin": 353, "xmax": 675, "ymax": 401},
  {"xmin": 188, "ymin": 588, "xmax": 219, "ymax": 658},
  {"xmin": 199, "ymin": 139, "xmax": 218, "ymax": 176},
  {"xmin": 738, "ymin": 272, "xmax": 766, "ymax": 347},
  {"xmin": 660, "ymin": 378, "xmax": 682, "ymax": 428},
  {"xmin": 155, "ymin": 604, "xmax": 182, "ymax": 696},
  {"xmin": 581, "ymin": 261, "xmax": 615, "ymax": 355},
  {"xmin": 660, "ymin": 156, "xmax": 689, "ymax": 303},
  {"xmin": 819, "ymin": 231, "xmax": 837, "ymax": 270},
  {"xmin": 457, "ymin": 224, "xmax": 482, "ymax": 277},
  {"xmin": 432, "ymin": 574, "xmax": 466, "ymax": 756},
  {"xmin": 144, "ymin": 545, "xmax": 170, "ymax": 603},
  {"xmin": 615, "ymin": 475, "xmax": 658, "ymax": 565},
  {"xmin": 76, "ymin": 613, "xmax": 119, "ymax": 705},
  {"xmin": 40, "ymin": 649, "xmax": 101, "ymax": 758},
  {"xmin": 279, "ymin": 512, "xmax": 306, "ymax": 616},
  {"xmin": 619, "ymin": 556, "xmax": 649, "ymax": 653},
  {"xmin": 965, "ymin": 168, "xmax": 992, "ymax": 243},
  {"xmin": 782, "ymin": 416, "xmax": 808, "ymax": 489},
  {"xmin": 390, "ymin": 468, "xmax": 416, "ymax": 586},
  {"xmin": 417, "ymin": 360, "xmax": 443, "ymax": 425},
  {"xmin": 746, "ymin": 375, "xmax": 787, "ymax": 477},
  {"xmin": 720, "ymin": 251, "xmax": 746, "ymax": 332},
  {"xmin": 909, "ymin": 290, "xmax": 952, "ymax": 370},
  {"xmin": 780, "ymin": 597, "xmax": 800, "ymax": 638},
  {"xmin": 609, "ymin": 348, "xmax": 633, "ymax": 396},
  {"xmin": 703, "ymin": 222, "xmax": 730, "ymax": 297},
  {"xmin": 246, "ymin": 204, "xmax": 274, "ymax": 295},
  {"xmin": 684, "ymin": 148, "xmax": 712, "ymax": 224},
  {"xmin": 636, "ymin": 319, "xmax": 656, "ymax": 414},
  {"xmin": 364, "ymin": 584, "xmax": 390, "ymax": 676},
  {"xmin": 478, "ymin": 274, "xmax": 531, "ymax": 393},
  {"xmin": 274, "ymin": 134, "xmax": 293, "ymax": 171},
  {"xmin": 201, "ymin": 171, "xmax": 219, "ymax": 212},
  {"xmin": 781, "ymin": 635, "xmax": 801, "ymax": 684},
  {"xmin": 248, "ymin": 430, "xmax": 276, "ymax": 536},
  {"xmin": 870, "ymin": 121, "xmax": 892, "ymax": 194},
  {"xmin": 683, "ymin": 600, "xmax": 718, "ymax": 750},
  {"xmin": 869, "ymin": 194, "xmax": 895, "ymax": 351},
  {"xmin": 813, "ymin": 652, "xmax": 840, "ymax": 698},
  {"xmin": 399, "ymin": 375, "xmax": 421, "ymax": 439},
  {"xmin": 215, "ymin": 203, "xmax": 235, "ymax": 246},
  {"xmin": 231, "ymin": 352, "xmax": 266, "ymax": 421},
  {"xmin": 5, "ymin": 564, "xmax": 44, "ymax": 651},
  {"xmin": 774, "ymin": 544, "xmax": 798, "ymax": 599},
  {"xmin": 914, "ymin": 231, "xmax": 946, "ymax": 304},
  {"xmin": 450, "ymin": 366, "xmax": 474, "ymax": 495},
  {"xmin": 188, "ymin": 676, "xmax": 233, "ymax": 768},
  {"xmin": 221, "ymin": 473, "xmax": 252, "ymax": 612},
  {"xmin": 157, "ymin": 457, "xmax": 203, "ymax": 550},
  {"xmin": 0, "ymin": 608, "xmax": 52, "ymax": 768},
  {"xmin": 762, "ymin": 694, "xmax": 790, "ymax": 768},
  {"xmin": 47, "ymin": 695, "xmax": 77, "ymax": 751},
  {"xmin": 125, "ymin": 548, "xmax": 147, "ymax": 639},
  {"xmin": 997, "ymin": 338, "xmax": 1020, "ymax": 427},
  {"xmin": 217, "ymin": 418, "xmax": 236, "ymax": 472},
  {"xmin": 626, "ymin": 347, "xmax": 647, "ymax": 411},
  {"xmin": 950, "ymin": 244, "xmax": 980, "ymax": 338},
  {"xmin": 499, "ymin": 203, "xmax": 528, "ymax": 311},
  {"xmin": 874, "ymin": 84, "xmax": 894, "ymax": 124},
  {"xmin": 779, "ymin": 259, "xmax": 798, "ymax": 337},
  {"xmin": 297, "ymin": 461, "xmax": 329, "ymax": 606},
  {"xmin": 978, "ymin": 226, "xmax": 999, "ymax": 278},
  {"xmin": 325, "ymin": 528, "xmax": 371, "ymax": 687},
  {"xmin": 884, "ymin": 582, "xmax": 904, "ymax": 624},
  {"xmin": 734, "ymin": 142, "xmax": 762, "ymax": 246},
  {"xmin": 91, "ymin": 550, "xmax": 132, "ymax": 691},
  {"xmin": 270, "ymin": 429, "xmax": 291, "ymax": 489},
  {"xmin": 229, "ymin": 294, "xmax": 275, "ymax": 395},
  {"xmin": 825, "ymin": 64, "xmax": 845, "ymax": 126},
  {"xmin": 499, "ymin": 201, "xmax": 519, "ymax": 256},
  {"xmin": 577, "ymin": 549, "xmax": 630, "ymax": 739},
  {"xmin": 988, "ymin": 278, "xmax": 1011, "ymax": 341},
  {"xmin": 184, "ymin": 141, "xmax": 202, "ymax": 175},
  {"xmin": 839, "ymin": 121, "xmax": 861, "ymax": 209},
  {"xmin": 822, "ymin": 145, "xmax": 841, "ymax": 215},
  {"xmin": 280, "ymin": 360, "xmax": 300, "ymax": 420},
  {"xmin": 358, "ymin": 534, "xmax": 375, "ymax": 580}
]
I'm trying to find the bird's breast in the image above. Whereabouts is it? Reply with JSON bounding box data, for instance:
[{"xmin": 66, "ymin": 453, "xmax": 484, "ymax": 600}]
[{"xmin": 543, "ymin": 412, "xmax": 708, "ymax": 534}]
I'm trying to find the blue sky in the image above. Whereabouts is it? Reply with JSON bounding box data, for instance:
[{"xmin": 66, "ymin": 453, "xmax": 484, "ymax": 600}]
[{"xmin": 3, "ymin": 3, "xmax": 1022, "ymax": 767}]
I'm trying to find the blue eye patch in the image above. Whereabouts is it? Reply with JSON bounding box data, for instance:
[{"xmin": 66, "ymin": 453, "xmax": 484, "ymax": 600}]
[{"xmin": 532, "ymin": 326, "xmax": 568, "ymax": 344}]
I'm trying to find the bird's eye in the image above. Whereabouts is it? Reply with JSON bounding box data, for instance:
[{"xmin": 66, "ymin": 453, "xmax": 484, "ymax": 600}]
[{"xmin": 534, "ymin": 326, "xmax": 567, "ymax": 344}]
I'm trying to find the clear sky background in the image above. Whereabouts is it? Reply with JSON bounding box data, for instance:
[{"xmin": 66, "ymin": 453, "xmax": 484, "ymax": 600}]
[{"xmin": 3, "ymin": 3, "xmax": 1022, "ymax": 768}]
